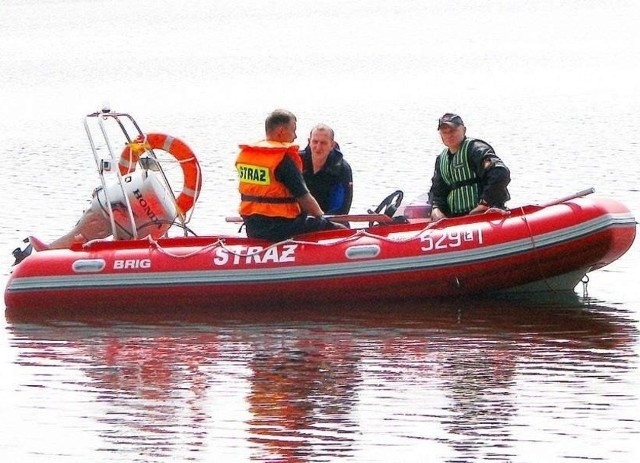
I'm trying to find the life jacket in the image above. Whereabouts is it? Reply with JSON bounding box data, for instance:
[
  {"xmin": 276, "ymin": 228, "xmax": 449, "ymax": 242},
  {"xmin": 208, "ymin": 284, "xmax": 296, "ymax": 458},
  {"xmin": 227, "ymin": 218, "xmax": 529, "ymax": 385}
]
[
  {"xmin": 437, "ymin": 137, "xmax": 480, "ymax": 216},
  {"xmin": 236, "ymin": 140, "xmax": 302, "ymax": 218}
]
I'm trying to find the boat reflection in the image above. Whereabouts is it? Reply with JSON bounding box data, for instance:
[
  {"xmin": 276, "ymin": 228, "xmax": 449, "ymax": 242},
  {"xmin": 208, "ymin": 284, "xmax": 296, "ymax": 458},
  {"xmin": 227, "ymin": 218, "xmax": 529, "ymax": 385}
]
[
  {"xmin": 246, "ymin": 328, "xmax": 361, "ymax": 460},
  {"xmin": 5, "ymin": 296, "xmax": 638, "ymax": 461}
]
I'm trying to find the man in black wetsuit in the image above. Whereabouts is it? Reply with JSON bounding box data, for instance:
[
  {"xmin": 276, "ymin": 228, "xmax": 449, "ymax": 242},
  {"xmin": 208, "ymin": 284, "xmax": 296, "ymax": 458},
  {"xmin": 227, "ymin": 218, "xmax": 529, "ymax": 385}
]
[{"xmin": 300, "ymin": 123, "xmax": 353, "ymax": 215}]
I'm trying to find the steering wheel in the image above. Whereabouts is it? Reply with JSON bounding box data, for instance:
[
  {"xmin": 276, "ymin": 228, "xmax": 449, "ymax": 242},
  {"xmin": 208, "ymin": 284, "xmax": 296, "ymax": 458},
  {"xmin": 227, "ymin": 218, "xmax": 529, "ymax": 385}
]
[{"xmin": 368, "ymin": 190, "xmax": 404, "ymax": 226}]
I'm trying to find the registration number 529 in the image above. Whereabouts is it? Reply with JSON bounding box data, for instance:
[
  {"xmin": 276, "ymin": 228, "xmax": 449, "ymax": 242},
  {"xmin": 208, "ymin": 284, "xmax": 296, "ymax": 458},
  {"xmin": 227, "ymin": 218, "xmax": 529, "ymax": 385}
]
[{"xmin": 420, "ymin": 228, "xmax": 484, "ymax": 252}]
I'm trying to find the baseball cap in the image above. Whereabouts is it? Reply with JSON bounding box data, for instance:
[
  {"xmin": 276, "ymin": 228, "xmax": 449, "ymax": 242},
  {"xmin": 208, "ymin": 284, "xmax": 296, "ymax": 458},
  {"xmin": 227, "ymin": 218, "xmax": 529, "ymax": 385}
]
[{"xmin": 438, "ymin": 113, "xmax": 464, "ymax": 129}]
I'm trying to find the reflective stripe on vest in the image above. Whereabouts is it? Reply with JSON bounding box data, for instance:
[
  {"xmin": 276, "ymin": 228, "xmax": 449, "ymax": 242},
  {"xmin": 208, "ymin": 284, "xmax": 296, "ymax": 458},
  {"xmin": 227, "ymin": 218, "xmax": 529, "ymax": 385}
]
[
  {"xmin": 438, "ymin": 138, "xmax": 480, "ymax": 215},
  {"xmin": 236, "ymin": 141, "xmax": 302, "ymax": 218}
]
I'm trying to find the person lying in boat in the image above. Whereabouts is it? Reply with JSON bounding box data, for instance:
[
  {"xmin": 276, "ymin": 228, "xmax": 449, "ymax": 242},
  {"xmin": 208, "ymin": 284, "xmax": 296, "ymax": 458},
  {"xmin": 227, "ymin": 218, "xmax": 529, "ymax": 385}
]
[
  {"xmin": 300, "ymin": 123, "xmax": 353, "ymax": 215},
  {"xmin": 236, "ymin": 109, "xmax": 345, "ymax": 242},
  {"xmin": 428, "ymin": 113, "xmax": 511, "ymax": 221}
]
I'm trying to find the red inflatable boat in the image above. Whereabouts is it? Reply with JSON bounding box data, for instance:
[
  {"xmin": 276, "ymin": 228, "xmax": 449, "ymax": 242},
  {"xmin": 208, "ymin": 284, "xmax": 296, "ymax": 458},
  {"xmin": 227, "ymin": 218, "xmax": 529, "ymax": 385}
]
[
  {"xmin": 5, "ymin": 193, "xmax": 636, "ymax": 315},
  {"xmin": 4, "ymin": 111, "xmax": 637, "ymax": 316}
]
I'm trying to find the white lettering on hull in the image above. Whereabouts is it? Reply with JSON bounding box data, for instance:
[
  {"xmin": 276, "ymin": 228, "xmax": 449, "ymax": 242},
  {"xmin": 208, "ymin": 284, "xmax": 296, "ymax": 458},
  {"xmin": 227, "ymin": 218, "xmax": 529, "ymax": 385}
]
[
  {"xmin": 113, "ymin": 259, "xmax": 152, "ymax": 270},
  {"xmin": 420, "ymin": 227, "xmax": 484, "ymax": 252},
  {"xmin": 213, "ymin": 244, "xmax": 298, "ymax": 266}
]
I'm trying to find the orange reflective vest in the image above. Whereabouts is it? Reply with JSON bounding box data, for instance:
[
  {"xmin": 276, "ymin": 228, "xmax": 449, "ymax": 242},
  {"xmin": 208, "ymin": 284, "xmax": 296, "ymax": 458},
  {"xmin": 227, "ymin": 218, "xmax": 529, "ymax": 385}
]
[{"xmin": 236, "ymin": 140, "xmax": 302, "ymax": 218}]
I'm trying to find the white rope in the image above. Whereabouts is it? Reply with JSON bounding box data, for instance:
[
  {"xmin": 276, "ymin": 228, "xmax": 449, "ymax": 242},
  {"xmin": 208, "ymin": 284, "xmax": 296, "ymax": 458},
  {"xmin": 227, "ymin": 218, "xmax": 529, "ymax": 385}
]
[
  {"xmin": 145, "ymin": 222, "xmax": 437, "ymax": 260},
  {"xmin": 147, "ymin": 236, "xmax": 223, "ymax": 258}
]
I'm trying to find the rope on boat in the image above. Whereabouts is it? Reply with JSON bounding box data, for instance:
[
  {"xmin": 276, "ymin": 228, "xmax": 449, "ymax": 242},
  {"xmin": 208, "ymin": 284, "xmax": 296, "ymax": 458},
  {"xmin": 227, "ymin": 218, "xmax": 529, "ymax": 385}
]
[
  {"xmin": 519, "ymin": 205, "xmax": 553, "ymax": 290},
  {"xmin": 520, "ymin": 205, "xmax": 570, "ymax": 293},
  {"xmin": 581, "ymin": 274, "xmax": 590, "ymax": 299},
  {"xmin": 145, "ymin": 222, "xmax": 439, "ymax": 259},
  {"xmin": 84, "ymin": 190, "xmax": 604, "ymax": 269},
  {"xmin": 149, "ymin": 237, "xmax": 225, "ymax": 258}
]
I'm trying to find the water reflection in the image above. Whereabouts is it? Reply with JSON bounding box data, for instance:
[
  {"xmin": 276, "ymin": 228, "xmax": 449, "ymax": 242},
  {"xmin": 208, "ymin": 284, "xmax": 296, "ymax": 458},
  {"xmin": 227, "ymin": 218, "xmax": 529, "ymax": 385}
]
[
  {"xmin": 247, "ymin": 329, "xmax": 360, "ymax": 461},
  {"xmin": 89, "ymin": 333, "xmax": 214, "ymax": 459},
  {"xmin": 5, "ymin": 297, "xmax": 638, "ymax": 462}
]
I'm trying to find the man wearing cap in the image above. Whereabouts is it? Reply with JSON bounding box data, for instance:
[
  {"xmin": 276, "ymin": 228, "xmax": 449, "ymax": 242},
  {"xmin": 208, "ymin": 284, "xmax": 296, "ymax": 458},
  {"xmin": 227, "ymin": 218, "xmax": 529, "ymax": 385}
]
[{"xmin": 428, "ymin": 113, "xmax": 511, "ymax": 221}]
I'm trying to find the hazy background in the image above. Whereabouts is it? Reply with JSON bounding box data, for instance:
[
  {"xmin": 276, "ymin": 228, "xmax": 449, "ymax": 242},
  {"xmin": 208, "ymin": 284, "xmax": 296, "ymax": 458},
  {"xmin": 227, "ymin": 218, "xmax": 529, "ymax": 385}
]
[{"xmin": 1, "ymin": 1, "xmax": 639, "ymax": 461}]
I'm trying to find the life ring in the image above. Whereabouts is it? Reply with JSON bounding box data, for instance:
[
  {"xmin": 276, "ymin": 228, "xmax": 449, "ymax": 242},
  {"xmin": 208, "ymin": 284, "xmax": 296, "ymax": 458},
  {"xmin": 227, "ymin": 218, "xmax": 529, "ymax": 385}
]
[{"xmin": 119, "ymin": 133, "xmax": 202, "ymax": 215}]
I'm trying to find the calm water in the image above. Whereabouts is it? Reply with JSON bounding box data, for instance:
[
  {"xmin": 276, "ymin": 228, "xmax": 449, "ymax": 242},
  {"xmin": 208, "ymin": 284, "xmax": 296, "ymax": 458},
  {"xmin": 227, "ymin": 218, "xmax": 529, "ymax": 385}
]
[{"xmin": 1, "ymin": 0, "xmax": 639, "ymax": 461}]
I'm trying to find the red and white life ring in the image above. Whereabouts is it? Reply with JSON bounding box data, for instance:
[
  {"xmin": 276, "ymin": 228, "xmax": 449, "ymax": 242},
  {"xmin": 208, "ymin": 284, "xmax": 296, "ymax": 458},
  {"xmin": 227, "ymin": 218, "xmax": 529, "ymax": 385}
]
[{"xmin": 119, "ymin": 133, "xmax": 202, "ymax": 215}]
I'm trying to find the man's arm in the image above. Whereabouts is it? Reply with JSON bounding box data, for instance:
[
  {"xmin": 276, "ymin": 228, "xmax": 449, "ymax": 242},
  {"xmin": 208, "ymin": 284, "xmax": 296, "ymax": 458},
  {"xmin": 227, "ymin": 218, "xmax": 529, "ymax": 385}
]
[
  {"xmin": 276, "ymin": 154, "xmax": 324, "ymax": 217},
  {"xmin": 337, "ymin": 160, "xmax": 353, "ymax": 214},
  {"xmin": 470, "ymin": 140, "xmax": 511, "ymax": 208},
  {"xmin": 297, "ymin": 193, "xmax": 323, "ymax": 217},
  {"xmin": 429, "ymin": 156, "xmax": 449, "ymax": 220}
]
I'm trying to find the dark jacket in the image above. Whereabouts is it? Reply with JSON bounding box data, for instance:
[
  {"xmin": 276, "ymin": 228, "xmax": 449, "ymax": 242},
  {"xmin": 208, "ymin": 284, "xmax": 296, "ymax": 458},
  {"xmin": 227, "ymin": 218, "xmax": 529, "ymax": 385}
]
[
  {"xmin": 429, "ymin": 137, "xmax": 510, "ymax": 216},
  {"xmin": 301, "ymin": 146, "xmax": 353, "ymax": 215}
]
